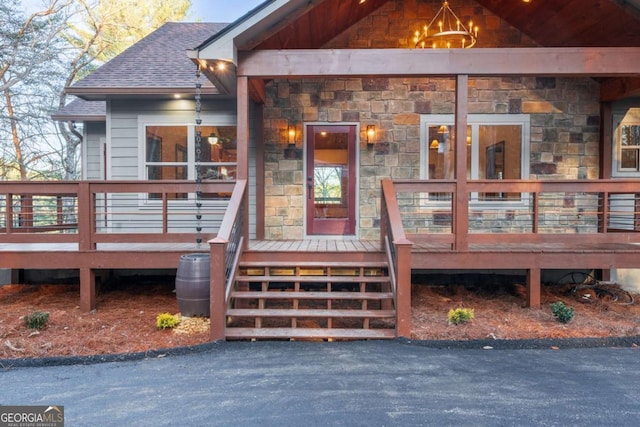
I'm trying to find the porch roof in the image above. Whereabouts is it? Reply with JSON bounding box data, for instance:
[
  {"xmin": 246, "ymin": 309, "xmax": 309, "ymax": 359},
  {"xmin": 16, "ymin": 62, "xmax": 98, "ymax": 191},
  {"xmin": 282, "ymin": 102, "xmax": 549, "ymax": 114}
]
[{"xmin": 192, "ymin": 0, "xmax": 640, "ymax": 100}]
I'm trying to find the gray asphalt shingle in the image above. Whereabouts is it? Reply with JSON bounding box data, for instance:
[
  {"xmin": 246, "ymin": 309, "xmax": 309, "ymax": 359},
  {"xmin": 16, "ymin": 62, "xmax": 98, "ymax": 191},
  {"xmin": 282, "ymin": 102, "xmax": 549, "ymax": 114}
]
[{"xmin": 70, "ymin": 22, "xmax": 226, "ymax": 91}]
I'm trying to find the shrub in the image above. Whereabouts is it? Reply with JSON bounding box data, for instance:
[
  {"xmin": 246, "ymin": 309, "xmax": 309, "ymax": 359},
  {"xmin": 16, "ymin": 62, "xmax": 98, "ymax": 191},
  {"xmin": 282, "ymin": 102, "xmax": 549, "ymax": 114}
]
[
  {"xmin": 550, "ymin": 301, "xmax": 574, "ymax": 324},
  {"xmin": 156, "ymin": 313, "xmax": 180, "ymax": 330},
  {"xmin": 447, "ymin": 308, "xmax": 475, "ymax": 325},
  {"xmin": 24, "ymin": 311, "xmax": 50, "ymax": 330}
]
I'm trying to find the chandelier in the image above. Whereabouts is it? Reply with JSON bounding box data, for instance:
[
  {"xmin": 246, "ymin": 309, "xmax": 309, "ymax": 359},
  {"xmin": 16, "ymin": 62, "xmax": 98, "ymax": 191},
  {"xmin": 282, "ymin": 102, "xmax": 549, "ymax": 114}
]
[{"xmin": 413, "ymin": 1, "xmax": 478, "ymax": 49}]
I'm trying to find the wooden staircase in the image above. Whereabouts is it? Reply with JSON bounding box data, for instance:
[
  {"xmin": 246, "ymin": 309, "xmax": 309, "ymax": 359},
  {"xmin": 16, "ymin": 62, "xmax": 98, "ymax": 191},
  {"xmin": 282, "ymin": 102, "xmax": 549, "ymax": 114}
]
[{"xmin": 225, "ymin": 250, "xmax": 396, "ymax": 340}]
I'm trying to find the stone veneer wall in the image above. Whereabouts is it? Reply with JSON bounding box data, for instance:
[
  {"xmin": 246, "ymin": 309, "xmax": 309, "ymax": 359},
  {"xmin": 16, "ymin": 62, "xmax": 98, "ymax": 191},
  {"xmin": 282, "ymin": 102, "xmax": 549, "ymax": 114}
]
[{"xmin": 261, "ymin": 0, "xmax": 601, "ymax": 240}]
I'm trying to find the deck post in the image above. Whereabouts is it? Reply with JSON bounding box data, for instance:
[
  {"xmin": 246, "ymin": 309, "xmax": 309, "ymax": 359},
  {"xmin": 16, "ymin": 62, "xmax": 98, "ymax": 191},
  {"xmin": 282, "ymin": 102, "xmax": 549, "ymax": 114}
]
[
  {"xmin": 526, "ymin": 268, "xmax": 541, "ymax": 308},
  {"xmin": 79, "ymin": 268, "xmax": 96, "ymax": 312},
  {"xmin": 395, "ymin": 239, "xmax": 413, "ymax": 338},
  {"xmin": 209, "ymin": 238, "xmax": 227, "ymax": 341}
]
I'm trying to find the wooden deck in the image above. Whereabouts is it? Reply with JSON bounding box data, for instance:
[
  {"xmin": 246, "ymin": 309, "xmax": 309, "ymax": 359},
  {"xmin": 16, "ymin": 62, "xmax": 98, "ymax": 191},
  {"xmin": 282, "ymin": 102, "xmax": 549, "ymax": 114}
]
[{"xmin": 248, "ymin": 239, "xmax": 381, "ymax": 252}]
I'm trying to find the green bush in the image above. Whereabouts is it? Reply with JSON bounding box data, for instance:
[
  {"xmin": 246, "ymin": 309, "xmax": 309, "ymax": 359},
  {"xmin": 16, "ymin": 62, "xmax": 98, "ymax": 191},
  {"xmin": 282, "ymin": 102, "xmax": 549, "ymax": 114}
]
[
  {"xmin": 550, "ymin": 301, "xmax": 574, "ymax": 324},
  {"xmin": 447, "ymin": 308, "xmax": 475, "ymax": 325},
  {"xmin": 156, "ymin": 313, "xmax": 180, "ymax": 330},
  {"xmin": 24, "ymin": 311, "xmax": 50, "ymax": 330}
]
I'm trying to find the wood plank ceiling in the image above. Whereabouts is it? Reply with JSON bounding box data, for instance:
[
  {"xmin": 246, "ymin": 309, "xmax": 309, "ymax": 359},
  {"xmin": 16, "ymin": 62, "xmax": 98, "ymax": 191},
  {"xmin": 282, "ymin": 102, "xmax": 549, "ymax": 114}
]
[
  {"xmin": 251, "ymin": 0, "xmax": 640, "ymax": 49},
  {"xmin": 475, "ymin": 0, "xmax": 640, "ymax": 47}
]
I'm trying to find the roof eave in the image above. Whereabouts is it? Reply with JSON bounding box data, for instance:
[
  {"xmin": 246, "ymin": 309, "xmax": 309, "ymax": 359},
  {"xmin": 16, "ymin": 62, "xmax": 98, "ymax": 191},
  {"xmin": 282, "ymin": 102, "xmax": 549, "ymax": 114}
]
[
  {"xmin": 51, "ymin": 114, "xmax": 106, "ymax": 122},
  {"xmin": 65, "ymin": 86, "xmax": 221, "ymax": 100}
]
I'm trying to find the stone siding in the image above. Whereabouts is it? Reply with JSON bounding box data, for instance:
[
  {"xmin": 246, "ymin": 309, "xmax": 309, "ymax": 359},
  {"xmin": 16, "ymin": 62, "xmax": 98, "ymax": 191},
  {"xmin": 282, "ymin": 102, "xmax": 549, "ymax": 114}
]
[{"xmin": 261, "ymin": 0, "xmax": 601, "ymax": 240}]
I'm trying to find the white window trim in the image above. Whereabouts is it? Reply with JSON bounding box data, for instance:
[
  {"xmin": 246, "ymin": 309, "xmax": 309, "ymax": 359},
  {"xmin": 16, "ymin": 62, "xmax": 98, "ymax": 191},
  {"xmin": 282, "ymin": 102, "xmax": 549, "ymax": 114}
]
[
  {"xmin": 611, "ymin": 111, "xmax": 640, "ymax": 178},
  {"xmin": 420, "ymin": 114, "xmax": 531, "ymax": 208}
]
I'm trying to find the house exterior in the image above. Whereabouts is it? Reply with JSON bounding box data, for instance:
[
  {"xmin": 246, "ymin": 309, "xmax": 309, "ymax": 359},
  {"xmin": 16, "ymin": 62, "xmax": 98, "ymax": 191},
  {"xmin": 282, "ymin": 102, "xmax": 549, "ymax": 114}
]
[{"xmin": 3, "ymin": 0, "xmax": 640, "ymax": 340}]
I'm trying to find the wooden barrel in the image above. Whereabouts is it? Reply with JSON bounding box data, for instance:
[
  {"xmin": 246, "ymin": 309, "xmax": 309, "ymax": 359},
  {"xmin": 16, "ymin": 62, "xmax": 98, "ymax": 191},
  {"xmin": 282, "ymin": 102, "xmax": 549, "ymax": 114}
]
[{"xmin": 175, "ymin": 253, "xmax": 210, "ymax": 317}]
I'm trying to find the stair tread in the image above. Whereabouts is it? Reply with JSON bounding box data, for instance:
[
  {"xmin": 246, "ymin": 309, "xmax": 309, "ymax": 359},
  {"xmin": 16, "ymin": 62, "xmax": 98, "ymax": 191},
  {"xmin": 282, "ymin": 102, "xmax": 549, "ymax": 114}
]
[
  {"xmin": 225, "ymin": 327, "xmax": 396, "ymax": 339},
  {"xmin": 231, "ymin": 291, "xmax": 394, "ymax": 299},
  {"xmin": 239, "ymin": 261, "xmax": 387, "ymax": 268},
  {"xmin": 227, "ymin": 308, "xmax": 396, "ymax": 318},
  {"xmin": 235, "ymin": 275, "xmax": 390, "ymax": 283}
]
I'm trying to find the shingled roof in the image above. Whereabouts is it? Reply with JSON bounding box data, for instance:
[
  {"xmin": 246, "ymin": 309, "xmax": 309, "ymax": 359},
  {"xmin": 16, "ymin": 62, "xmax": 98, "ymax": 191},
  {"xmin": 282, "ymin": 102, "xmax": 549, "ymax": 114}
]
[
  {"xmin": 51, "ymin": 98, "xmax": 105, "ymax": 121},
  {"xmin": 67, "ymin": 22, "xmax": 227, "ymax": 100}
]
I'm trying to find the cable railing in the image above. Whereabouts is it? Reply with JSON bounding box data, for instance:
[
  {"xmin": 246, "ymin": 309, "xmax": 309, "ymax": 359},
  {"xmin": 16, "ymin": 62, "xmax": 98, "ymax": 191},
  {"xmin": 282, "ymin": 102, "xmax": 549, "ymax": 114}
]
[
  {"xmin": 0, "ymin": 180, "xmax": 236, "ymax": 247},
  {"xmin": 389, "ymin": 179, "xmax": 640, "ymax": 250}
]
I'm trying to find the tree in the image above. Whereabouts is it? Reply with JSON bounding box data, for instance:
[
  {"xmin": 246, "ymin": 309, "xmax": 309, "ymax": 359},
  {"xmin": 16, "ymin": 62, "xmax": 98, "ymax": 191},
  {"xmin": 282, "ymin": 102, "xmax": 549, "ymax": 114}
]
[
  {"xmin": 0, "ymin": 0, "xmax": 74, "ymax": 180},
  {"xmin": 0, "ymin": 0, "xmax": 191, "ymax": 181},
  {"xmin": 54, "ymin": 0, "xmax": 191, "ymax": 180}
]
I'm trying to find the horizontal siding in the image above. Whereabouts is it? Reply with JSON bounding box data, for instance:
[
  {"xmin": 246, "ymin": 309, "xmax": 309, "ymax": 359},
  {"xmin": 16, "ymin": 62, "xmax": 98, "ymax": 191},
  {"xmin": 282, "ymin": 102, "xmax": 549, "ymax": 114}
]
[
  {"xmin": 85, "ymin": 122, "xmax": 105, "ymax": 180},
  {"xmin": 109, "ymin": 98, "xmax": 236, "ymax": 181}
]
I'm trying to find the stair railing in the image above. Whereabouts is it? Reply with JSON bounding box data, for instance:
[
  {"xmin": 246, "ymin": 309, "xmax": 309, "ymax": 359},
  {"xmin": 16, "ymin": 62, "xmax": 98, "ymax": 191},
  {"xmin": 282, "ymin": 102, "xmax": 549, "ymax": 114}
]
[
  {"xmin": 380, "ymin": 179, "xmax": 413, "ymax": 338},
  {"xmin": 209, "ymin": 179, "xmax": 247, "ymax": 340}
]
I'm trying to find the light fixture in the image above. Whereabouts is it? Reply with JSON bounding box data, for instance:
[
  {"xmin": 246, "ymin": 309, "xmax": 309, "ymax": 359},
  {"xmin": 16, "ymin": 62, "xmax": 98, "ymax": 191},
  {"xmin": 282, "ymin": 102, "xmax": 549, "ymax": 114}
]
[
  {"xmin": 437, "ymin": 125, "xmax": 449, "ymax": 134},
  {"xmin": 287, "ymin": 126, "xmax": 296, "ymax": 146},
  {"xmin": 366, "ymin": 125, "xmax": 376, "ymax": 146},
  {"xmin": 413, "ymin": 1, "xmax": 478, "ymax": 49},
  {"xmin": 430, "ymin": 139, "xmax": 440, "ymax": 149},
  {"xmin": 207, "ymin": 133, "xmax": 219, "ymax": 145}
]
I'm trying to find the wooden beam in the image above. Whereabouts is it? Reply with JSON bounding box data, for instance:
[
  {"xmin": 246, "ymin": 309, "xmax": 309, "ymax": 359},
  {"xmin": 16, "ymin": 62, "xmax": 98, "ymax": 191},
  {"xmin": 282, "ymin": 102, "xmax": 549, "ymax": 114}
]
[
  {"xmin": 238, "ymin": 48, "xmax": 640, "ymax": 78},
  {"xmin": 600, "ymin": 77, "xmax": 640, "ymax": 102}
]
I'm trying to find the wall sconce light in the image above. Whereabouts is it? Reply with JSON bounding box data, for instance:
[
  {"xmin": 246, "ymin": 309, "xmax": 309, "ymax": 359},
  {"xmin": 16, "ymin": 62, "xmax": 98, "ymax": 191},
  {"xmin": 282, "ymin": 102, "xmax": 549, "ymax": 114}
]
[
  {"xmin": 366, "ymin": 125, "xmax": 376, "ymax": 146},
  {"xmin": 207, "ymin": 133, "xmax": 219, "ymax": 145},
  {"xmin": 287, "ymin": 126, "xmax": 296, "ymax": 146},
  {"xmin": 430, "ymin": 139, "xmax": 439, "ymax": 149}
]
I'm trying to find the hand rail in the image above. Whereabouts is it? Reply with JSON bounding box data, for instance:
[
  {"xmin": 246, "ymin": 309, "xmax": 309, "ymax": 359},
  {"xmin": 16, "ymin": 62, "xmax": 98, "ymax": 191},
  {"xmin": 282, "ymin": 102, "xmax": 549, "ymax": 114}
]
[
  {"xmin": 381, "ymin": 179, "xmax": 413, "ymax": 338},
  {"xmin": 208, "ymin": 179, "xmax": 247, "ymax": 340}
]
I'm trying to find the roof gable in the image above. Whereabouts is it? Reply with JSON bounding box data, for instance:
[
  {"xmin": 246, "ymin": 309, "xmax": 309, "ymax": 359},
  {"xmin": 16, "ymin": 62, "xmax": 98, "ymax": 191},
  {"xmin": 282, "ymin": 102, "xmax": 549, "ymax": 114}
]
[{"xmin": 195, "ymin": 0, "xmax": 640, "ymax": 61}]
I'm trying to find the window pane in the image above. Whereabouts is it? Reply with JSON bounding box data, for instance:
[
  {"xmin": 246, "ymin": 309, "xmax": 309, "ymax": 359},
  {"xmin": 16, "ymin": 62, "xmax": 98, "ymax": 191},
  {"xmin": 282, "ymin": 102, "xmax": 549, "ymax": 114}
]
[
  {"xmin": 146, "ymin": 126, "xmax": 188, "ymax": 163},
  {"xmin": 479, "ymin": 125, "xmax": 521, "ymax": 201},
  {"xmin": 427, "ymin": 124, "xmax": 454, "ymax": 179},
  {"xmin": 199, "ymin": 126, "xmax": 237, "ymax": 162},
  {"xmin": 621, "ymin": 149, "xmax": 639, "ymax": 170},
  {"xmin": 314, "ymin": 166, "xmax": 343, "ymax": 204},
  {"xmin": 621, "ymin": 125, "xmax": 640, "ymax": 146},
  {"xmin": 197, "ymin": 165, "xmax": 236, "ymax": 180}
]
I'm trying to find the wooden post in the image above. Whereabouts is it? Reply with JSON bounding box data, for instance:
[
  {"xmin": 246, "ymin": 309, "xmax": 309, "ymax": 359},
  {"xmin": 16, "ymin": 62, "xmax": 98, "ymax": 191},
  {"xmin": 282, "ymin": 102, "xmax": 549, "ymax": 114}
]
[
  {"xmin": 237, "ymin": 76, "xmax": 250, "ymax": 249},
  {"xmin": 80, "ymin": 268, "xmax": 96, "ymax": 312},
  {"xmin": 395, "ymin": 239, "xmax": 413, "ymax": 338},
  {"xmin": 454, "ymin": 75, "xmax": 469, "ymax": 252},
  {"xmin": 526, "ymin": 268, "xmax": 541, "ymax": 308},
  {"xmin": 77, "ymin": 182, "xmax": 93, "ymax": 251},
  {"xmin": 209, "ymin": 238, "xmax": 227, "ymax": 341}
]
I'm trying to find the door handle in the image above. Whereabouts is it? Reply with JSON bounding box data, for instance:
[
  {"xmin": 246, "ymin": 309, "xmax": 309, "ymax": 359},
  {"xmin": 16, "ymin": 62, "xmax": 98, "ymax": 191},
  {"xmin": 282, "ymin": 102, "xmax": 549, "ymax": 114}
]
[{"xmin": 307, "ymin": 176, "xmax": 313, "ymax": 199}]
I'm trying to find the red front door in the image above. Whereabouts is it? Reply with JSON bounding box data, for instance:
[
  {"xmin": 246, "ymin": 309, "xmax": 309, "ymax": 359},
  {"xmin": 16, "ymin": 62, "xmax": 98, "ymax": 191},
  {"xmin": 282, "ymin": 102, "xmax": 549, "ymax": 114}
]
[{"xmin": 306, "ymin": 125, "xmax": 357, "ymax": 236}]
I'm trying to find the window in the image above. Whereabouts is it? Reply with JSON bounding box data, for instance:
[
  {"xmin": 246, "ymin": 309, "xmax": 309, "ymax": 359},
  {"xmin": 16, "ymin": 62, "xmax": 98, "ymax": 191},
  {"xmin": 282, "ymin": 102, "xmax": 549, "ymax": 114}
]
[
  {"xmin": 614, "ymin": 108, "xmax": 640, "ymax": 175},
  {"xmin": 421, "ymin": 114, "xmax": 530, "ymax": 203},
  {"xmin": 141, "ymin": 120, "xmax": 237, "ymax": 200}
]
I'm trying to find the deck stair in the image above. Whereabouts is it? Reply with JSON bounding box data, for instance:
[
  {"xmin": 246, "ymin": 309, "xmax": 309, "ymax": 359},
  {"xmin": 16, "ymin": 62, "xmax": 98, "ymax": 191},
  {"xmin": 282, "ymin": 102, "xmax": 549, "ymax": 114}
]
[{"xmin": 225, "ymin": 253, "xmax": 396, "ymax": 341}]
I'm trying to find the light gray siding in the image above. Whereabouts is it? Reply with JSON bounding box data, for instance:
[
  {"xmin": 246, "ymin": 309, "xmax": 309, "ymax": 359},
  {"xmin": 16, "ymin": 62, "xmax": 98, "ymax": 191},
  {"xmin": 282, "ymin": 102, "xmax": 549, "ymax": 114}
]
[
  {"xmin": 84, "ymin": 122, "xmax": 106, "ymax": 180},
  {"xmin": 104, "ymin": 98, "xmax": 257, "ymax": 239}
]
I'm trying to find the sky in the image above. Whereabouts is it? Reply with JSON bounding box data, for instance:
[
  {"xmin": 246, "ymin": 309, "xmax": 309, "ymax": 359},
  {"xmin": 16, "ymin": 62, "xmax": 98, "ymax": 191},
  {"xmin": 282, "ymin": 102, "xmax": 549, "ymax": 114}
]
[
  {"xmin": 188, "ymin": 0, "xmax": 264, "ymax": 23},
  {"xmin": 20, "ymin": 0, "xmax": 265, "ymax": 24}
]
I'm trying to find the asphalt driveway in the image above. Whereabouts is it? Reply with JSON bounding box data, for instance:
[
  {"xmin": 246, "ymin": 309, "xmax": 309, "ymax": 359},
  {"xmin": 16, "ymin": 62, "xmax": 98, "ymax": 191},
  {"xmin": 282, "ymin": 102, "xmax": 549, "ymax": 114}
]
[{"xmin": 1, "ymin": 340, "xmax": 639, "ymax": 426}]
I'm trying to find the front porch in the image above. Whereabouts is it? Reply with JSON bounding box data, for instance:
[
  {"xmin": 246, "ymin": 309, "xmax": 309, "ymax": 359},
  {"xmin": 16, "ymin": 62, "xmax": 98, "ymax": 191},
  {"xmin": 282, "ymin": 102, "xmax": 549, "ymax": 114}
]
[{"xmin": 3, "ymin": 179, "xmax": 640, "ymax": 340}]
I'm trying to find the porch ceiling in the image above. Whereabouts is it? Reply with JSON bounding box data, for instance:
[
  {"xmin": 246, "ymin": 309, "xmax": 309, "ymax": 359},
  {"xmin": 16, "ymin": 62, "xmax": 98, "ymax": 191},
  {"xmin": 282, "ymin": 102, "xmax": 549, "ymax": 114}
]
[{"xmin": 248, "ymin": 0, "xmax": 640, "ymax": 50}]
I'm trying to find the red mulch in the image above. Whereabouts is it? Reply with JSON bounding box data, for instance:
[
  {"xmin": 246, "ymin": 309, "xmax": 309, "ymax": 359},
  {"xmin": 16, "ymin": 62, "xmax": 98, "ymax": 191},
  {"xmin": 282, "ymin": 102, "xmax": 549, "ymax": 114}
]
[
  {"xmin": 411, "ymin": 281, "xmax": 640, "ymax": 341},
  {"xmin": 1, "ymin": 278, "xmax": 639, "ymax": 359}
]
